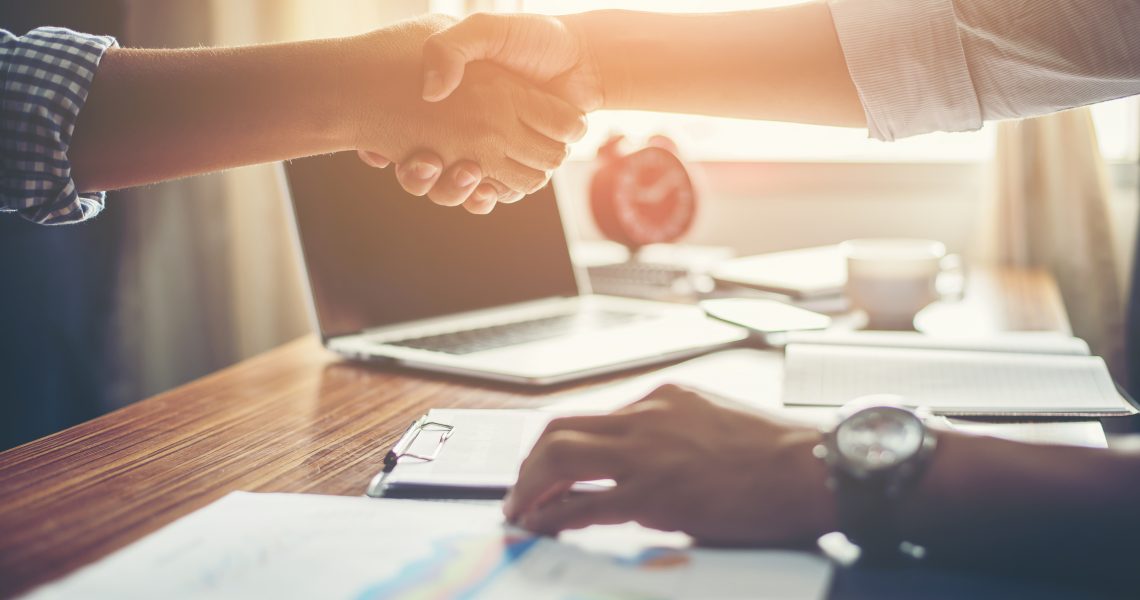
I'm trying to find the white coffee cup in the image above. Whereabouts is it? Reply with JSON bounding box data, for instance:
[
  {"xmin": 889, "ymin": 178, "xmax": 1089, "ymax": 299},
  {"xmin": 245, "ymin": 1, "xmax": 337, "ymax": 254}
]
[{"xmin": 840, "ymin": 238, "xmax": 959, "ymax": 330}]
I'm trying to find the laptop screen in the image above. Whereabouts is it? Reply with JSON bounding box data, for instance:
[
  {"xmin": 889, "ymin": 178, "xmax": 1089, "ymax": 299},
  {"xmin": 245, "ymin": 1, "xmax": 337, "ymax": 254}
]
[{"xmin": 285, "ymin": 152, "xmax": 579, "ymax": 339}]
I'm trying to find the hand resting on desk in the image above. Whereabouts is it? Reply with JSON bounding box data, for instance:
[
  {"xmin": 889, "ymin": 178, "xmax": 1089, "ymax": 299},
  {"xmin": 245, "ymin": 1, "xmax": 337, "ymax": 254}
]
[
  {"xmin": 505, "ymin": 384, "xmax": 1140, "ymax": 588},
  {"xmin": 504, "ymin": 384, "xmax": 836, "ymax": 546}
]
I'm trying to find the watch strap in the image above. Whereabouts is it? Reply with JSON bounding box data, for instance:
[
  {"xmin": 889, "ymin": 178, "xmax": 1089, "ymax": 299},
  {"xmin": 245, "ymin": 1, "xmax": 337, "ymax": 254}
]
[
  {"xmin": 822, "ymin": 406, "xmax": 940, "ymax": 565},
  {"xmin": 833, "ymin": 470, "xmax": 902, "ymax": 564}
]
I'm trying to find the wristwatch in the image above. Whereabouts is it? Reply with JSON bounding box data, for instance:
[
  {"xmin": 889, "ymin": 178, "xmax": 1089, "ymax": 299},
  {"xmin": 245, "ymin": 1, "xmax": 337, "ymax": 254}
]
[{"xmin": 813, "ymin": 401, "xmax": 939, "ymax": 563}]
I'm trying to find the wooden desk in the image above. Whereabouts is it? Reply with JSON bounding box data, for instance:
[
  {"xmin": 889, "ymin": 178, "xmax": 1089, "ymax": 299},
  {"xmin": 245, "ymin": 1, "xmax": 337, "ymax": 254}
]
[{"xmin": 0, "ymin": 267, "xmax": 1071, "ymax": 598}]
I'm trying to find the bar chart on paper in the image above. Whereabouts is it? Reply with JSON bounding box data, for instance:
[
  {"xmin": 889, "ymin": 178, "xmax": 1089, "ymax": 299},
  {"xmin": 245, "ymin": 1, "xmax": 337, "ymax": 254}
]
[
  {"xmin": 355, "ymin": 533, "xmax": 541, "ymax": 599},
  {"xmin": 355, "ymin": 531, "xmax": 705, "ymax": 600},
  {"xmin": 22, "ymin": 492, "xmax": 831, "ymax": 600}
]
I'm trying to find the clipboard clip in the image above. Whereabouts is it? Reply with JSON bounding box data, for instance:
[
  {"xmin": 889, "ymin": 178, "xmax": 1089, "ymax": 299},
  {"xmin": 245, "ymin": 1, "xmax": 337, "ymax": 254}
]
[{"xmin": 366, "ymin": 416, "xmax": 455, "ymax": 497}]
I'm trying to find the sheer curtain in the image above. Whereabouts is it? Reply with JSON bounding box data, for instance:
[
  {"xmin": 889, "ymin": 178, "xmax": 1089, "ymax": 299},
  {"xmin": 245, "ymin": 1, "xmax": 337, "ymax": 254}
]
[
  {"xmin": 976, "ymin": 108, "xmax": 1124, "ymax": 373},
  {"xmin": 109, "ymin": 1, "xmax": 429, "ymax": 407},
  {"xmin": 1127, "ymin": 110, "xmax": 1140, "ymax": 394}
]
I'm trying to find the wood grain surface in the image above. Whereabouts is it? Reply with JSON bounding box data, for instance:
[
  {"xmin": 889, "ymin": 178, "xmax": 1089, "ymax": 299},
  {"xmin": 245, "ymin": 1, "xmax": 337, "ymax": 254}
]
[{"xmin": 0, "ymin": 267, "xmax": 1069, "ymax": 597}]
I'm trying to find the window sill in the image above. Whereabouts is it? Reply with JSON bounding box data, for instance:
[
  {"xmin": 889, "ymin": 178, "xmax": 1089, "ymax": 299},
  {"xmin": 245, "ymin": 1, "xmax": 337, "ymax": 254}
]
[{"xmin": 558, "ymin": 158, "xmax": 1137, "ymax": 200}]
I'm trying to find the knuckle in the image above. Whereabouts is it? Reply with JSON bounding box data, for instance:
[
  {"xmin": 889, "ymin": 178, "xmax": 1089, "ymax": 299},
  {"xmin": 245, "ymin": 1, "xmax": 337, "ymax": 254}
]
[
  {"xmin": 557, "ymin": 113, "xmax": 586, "ymax": 142},
  {"xmin": 652, "ymin": 383, "xmax": 686, "ymax": 397},
  {"xmin": 482, "ymin": 179, "xmax": 509, "ymax": 199},
  {"xmin": 570, "ymin": 114, "xmax": 588, "ymax": 141},
  {"xmin": 541, "ymin": 416, "xmax": 574, "ymax": 437},
  {"xmin": 673, "ymin": 389, "xmax": 701, "ymax": 403},
  {"xmin": 525, "ymin": 171, "xmax": 549, "ymax": 194},
  {"xmin": 542, "ymin": 432, "xmax": 579, "ymax": 467},
  {"xmin": 517, "ymin": 452, "xmax": 536, "ymax": 474},
  {"xmin": 466, "ymin": 12, "xmax": 493, "ymax": 28},
  {"xmin": 497, "ymin": 173, "xmax": 526, "ymax": 194},
  {"xmin": 543, "ymin": 144, "xmax": 569, "ymax": 169},
  {"xmin": 637, "ymin": 403, "xmax": 673, "ymax": 424},
  {"xmin": 657, "ymin": 383, "xmax": 701, "ymax": 404},
  {"xmin": 499, "ymin": 166, "xmax": 534, "ymax": 194},
  {"xmin": 535, "ymin": 154, "xmax": 558, "ymax": 171},
  {"xmin": 676, "ymin": 389, "xmax": 711, "ymax": 407},
  {"xmin": 423, "ymin": 34, "xmax": 445, "ymax": 54}
]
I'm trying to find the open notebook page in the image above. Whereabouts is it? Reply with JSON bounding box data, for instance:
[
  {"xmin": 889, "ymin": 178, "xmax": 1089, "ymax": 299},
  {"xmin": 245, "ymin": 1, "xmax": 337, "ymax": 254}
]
[{"xmin": 782, "ymin": 344, "xmax": 1134, "ymax": 416}]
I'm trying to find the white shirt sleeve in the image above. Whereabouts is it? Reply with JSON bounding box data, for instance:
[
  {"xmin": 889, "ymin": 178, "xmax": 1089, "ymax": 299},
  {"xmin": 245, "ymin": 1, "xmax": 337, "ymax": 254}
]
[{"xmin": 828, "ymin": 0, "xmax": 1140, "ymax": 141}]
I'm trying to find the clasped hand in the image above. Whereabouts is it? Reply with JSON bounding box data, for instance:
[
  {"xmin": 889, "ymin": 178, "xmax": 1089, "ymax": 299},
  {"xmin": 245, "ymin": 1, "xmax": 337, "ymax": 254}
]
[{"xmin": 356, "ymin": 14, "xmax": 600, "ymax": 214}]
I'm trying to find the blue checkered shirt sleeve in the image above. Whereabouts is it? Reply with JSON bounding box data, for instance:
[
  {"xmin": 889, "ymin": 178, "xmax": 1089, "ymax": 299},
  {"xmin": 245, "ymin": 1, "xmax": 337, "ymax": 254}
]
[{"xmin": 1, "ymin": 27, "xmax": 117, "ymax": 225}]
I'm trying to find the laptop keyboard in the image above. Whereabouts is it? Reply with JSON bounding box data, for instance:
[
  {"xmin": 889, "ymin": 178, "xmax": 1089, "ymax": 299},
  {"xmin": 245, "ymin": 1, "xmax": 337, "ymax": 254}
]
[
  {"xmin": 588, "ymin": 262, "xmax": 690, "ymax": 290},
  {"xmin": 388, "ymin": 310, "xmax": 648, "ymax": 355}
]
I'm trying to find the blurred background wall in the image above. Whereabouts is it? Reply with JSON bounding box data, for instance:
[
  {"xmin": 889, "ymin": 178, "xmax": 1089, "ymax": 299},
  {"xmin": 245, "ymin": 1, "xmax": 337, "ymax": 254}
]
[
  {"xmin": 0, "ymin": 1, "xmax": 432, "ymax": 450},
  {"xmin": 1, "ymin": 0, "xmax": 130, "ymax": 450}
]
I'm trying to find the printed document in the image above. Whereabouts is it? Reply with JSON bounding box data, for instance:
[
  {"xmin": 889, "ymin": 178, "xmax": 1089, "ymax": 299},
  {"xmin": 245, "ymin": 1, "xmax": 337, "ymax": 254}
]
[{"xmin": 23, "ymin": 492, "xmax": 833, "ymax": 600}]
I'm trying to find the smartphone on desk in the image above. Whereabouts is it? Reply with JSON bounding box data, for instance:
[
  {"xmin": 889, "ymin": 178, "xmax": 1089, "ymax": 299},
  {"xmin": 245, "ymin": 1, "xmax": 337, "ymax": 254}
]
[{"xmin": 699, "ymin": 298, "xmax": 831, "ymax": 346}]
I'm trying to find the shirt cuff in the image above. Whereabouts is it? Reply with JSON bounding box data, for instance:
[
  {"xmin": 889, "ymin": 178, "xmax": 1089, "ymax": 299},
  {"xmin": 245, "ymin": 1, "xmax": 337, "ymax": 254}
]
[
  {"xmin": 1, "ymin": 27, "xmax": 117, "ymax": 225},
  {"xmin": 827, "ymin": 0, "xmax": 982, "ymax": 141}
]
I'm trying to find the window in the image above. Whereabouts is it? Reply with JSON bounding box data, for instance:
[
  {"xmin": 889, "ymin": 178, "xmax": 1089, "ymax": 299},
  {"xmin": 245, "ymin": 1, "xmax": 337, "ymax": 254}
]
[
  {"xmin": 509, "ymin": 0, "xmax": 1138, "ymax": 165},
  {"xmin": 1092, "ymin": 97, "xmax": 1140, "ymax": 164}
]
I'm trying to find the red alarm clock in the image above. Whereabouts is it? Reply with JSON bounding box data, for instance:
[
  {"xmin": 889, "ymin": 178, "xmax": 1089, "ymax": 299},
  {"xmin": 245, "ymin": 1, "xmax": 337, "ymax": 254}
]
[{"xmin": 589, "ymin": 135, "xmax": 698, "ymax": 249}]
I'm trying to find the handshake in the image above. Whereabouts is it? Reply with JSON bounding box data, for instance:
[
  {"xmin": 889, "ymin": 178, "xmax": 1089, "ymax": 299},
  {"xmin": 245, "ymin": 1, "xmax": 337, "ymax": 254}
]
[
  {"xmin": 350, "ymin": 14, "xmax": 604, "ymax": 215},
  {"xmin": 64, "ymin": 4, "xmax": 862, "ymax": 212}
]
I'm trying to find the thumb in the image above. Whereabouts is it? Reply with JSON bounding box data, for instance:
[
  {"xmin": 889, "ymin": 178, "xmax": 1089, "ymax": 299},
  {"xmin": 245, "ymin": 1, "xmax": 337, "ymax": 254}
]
[
  {"xmin": 422, "ymin": 14, "xmax": 506, "ymax": 102},
  {"xmin": 517, "ymin": 489, "xmax": 634, "ymax": 534}
]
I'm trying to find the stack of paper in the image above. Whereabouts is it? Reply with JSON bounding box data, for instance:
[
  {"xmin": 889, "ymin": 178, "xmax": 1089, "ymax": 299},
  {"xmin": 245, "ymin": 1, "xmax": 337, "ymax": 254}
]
[
  {"xmin": 711, "ymin": 246, "xmax": 845, "ymax": 299},
  {"xmin": 781, "ymin": 333, "xmax": 1135, "ymax": 416}
]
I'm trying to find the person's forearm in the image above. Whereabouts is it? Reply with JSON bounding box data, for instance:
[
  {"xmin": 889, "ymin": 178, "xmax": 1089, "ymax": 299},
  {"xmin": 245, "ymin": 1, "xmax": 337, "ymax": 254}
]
[
  {"xmin": 563, "ymin": 4, "xmax": 864, "ymax": 126},
  {"xmin": 899, "ymin": 432, "xmax": 1140, "ymax": 578},
  {"xmin": 70, "ymin": 38, "xmax": 360, "ymax": 192}
]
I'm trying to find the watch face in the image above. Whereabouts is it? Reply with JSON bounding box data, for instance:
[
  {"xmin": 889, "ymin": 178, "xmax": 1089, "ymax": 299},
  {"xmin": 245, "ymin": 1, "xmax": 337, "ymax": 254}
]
[{"xmin": 836, "ymin": 408, "xmax": 924, "ymax": 471}]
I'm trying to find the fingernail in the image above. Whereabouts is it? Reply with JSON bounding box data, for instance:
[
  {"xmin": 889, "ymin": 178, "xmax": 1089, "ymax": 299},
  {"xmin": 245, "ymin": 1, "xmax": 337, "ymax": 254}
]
[
  {"xmin": 476, "ymin": 186, "xmax": 497, "ymax": 202},
  {"xmin": 412, "ymin": 162, "xmax": 439, "ymax": 180},
  {"xmin": 454, "ymin": 169, "xmax": 478, "ymax": 188},
  {"xmin": 422, "ymin": 70, "xmax": 443, "ymax": 101}
]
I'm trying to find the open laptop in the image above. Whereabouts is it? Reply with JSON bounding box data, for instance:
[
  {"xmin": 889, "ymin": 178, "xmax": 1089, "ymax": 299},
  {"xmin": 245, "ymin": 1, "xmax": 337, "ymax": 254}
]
[{"xmin": 282, "ymin": 152, "xmax": 746, "ymax": 385}]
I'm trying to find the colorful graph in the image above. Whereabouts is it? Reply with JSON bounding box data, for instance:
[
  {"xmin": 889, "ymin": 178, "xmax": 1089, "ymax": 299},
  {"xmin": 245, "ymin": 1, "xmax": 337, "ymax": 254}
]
[
  {"xmin": 615, "ymin": 547, "xmax": 692, "ymax": 571},
  {"xmin": 355, "ymin": 533, "xmax": 538, "ymax": 600},
  {"xmin": 355, "ymin": 532, "xmax": 696, "ymax": 600}
]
